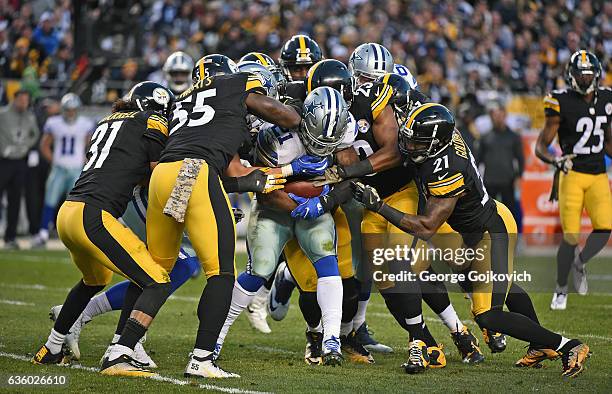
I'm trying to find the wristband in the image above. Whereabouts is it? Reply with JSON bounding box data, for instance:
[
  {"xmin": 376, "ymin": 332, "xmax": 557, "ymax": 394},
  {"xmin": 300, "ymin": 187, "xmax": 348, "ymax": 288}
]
[
  {"xmin": 378, "ymin": 203, "xmax": 405, "ymax": 228},
  {"xmin": 281, "ymin": 164, "xmax": 294, "ymax": 177},
  {"xmin": 339, "ymin": 159, "xmax": 374, "ymax": 178}
]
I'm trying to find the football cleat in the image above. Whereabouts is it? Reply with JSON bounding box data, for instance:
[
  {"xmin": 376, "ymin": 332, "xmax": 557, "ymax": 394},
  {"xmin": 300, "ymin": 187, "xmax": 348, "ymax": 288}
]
[
  {"xmin": 246, "ymin": 290, "xmax": 271, "ymax": 334},
  {"xmin": 268, "ymin": 262, "xmax": 293, "ymax": 321},
  {"xmin": 184, "ymin": 353, "xmax": 240, "ymax": 378},
  {"xmin": 304, "ymin": 330, "xmax": 323, "ymax": 365},
  {"xmin": 355, "ymin": 323, "xmax": 394, "ymax": 353},
  {"xmin": 340, "ymin": 331, "xmax": 374, "ymax": 364},
  {"xmin": 402, "ymin": 340, "xmax": 430, "ymax": 374},
  {"xmin": 49, "ymin": 305, "xmax": 90, "ymax": 360},
  {"xmin": 561, "ymin": 341, "xmax": 590, "ymax": 378},
  {"xmin": 31, "ymin": 345, "xmax": 68, "ymax": 365},
  {"xmin": 134, "ymin": 336, "xmax": 157, "ymax": 369},
  {"xmin": 100, "ymin": 354, "xmax": 156, "ymax": 378},
  {"xmin": 571, "ymin": 252, "xmax": 588, "ymax": 295},
  {"xmin": 451, "ymin": 327, "xmax": 485, "ymax": 364},
  {"xmin": 322, "ymin": 336, "xmax": 343, "ymax": 367},
  {"xmin": 550, "ymin": 291, "xmax": 568, "ymax": 310},
  {"xmin": 514, "ymin": 347, "xmax": 560, "ymax": 368},
  {"xmin": 482, "ymin": 329, "xmax": 507, "ymax": 353},
  {"xmin": 427, "ymin": 344, "xmax": 446, "ymax": 368}
]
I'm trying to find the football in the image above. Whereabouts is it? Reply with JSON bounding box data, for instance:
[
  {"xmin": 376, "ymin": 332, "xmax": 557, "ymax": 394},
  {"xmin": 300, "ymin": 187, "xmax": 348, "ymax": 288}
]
[{"xmin": 283, "ymin": 180, "xmax": 324, "ymax": 198}]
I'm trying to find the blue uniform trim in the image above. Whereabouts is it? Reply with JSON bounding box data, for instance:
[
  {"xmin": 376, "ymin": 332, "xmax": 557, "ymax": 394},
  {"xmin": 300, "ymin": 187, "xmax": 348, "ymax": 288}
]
[{"xmin": 313, "ymin": 255, "xmax": 340, "ymax": 277}]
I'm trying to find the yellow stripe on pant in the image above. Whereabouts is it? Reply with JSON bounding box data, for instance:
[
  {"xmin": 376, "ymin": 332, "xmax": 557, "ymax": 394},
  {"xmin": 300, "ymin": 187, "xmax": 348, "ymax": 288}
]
[
  {"xmin": 146, "ymin": 160, "xmax": 237, "ymax": 278},
  {"xmin": 56, "ymin": 201, "xmax": 169, "ymax": 286}
]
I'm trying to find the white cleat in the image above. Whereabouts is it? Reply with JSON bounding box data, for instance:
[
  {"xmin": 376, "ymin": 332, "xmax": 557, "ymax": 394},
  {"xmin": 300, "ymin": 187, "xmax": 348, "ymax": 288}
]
[
  {"xmin": 133, "ymin": 336, "xmax": 158, "ymax": 368},
  {"xmin": 184, "ymin": 353, "xmax": 240, "ymax": 378},
  {"xmin": 550, "ymin": 292, "xmax": 567, "ymax": 310},
  {"xmin": 49, "ymin": 305, "xmax": 90, "ymax": 360},
  {"xmin": 571, "ymin": 250, "xmax": 588, "ymax": 295},
  {"xmin": 246, "ymin": 290, "xmax": 271, "ymax": 334},
  {"xmin": 268, "ymin": 262, "xmax": 291, "ymax": 321}
]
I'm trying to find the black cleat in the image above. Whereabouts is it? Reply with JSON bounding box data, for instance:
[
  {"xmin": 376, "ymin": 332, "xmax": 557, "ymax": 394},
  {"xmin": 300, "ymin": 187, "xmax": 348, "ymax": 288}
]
[
  {"xmin": 402, "ymin": 340, "xmax": 429, "ymax": 374},
  {"xmin": 355, "ymin": 322, "xmax": 393, "ymax": 353},
  {"xmin": 304, "ymin": 330, "xmax": 323, "ymax": 365},
  {"xmin": 31, "ymin": 345, "xmax": 68, "ymax": 365},
  {"xmin": 322, "ymin": 350, "xmax": 343, "ymax": 366},
  {"xmin": 451, "ymin": 327, "xmax": 485, "ymax": 364},
  {"xmin": 341, "ymin": 331, "xmax": 374, "ymax": 364},
  {"xmin": 482, "ymin": 329, "xmax": 507, "ymax": 353},
  {"xmin": 560, "ymin": 340, "xmax": 590, "ymax": 378}
]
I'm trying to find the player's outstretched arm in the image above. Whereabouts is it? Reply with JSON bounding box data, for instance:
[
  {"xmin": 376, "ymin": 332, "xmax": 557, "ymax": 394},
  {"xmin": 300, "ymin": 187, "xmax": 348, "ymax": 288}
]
[
  {"xmin": 223, "ymin": 155, "xmax": 285, "ymax": 194},
  {"xmin": 351, "ymin": 181, "xmax": 456, "ymax": 240},
  {"xmin": 246, "ymin": 93, "xmax": 301, "ymax": 130}
]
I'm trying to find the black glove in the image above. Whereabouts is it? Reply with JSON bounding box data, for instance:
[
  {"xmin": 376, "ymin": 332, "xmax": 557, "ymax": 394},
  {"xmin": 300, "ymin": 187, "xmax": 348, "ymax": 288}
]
[
  {"xmin": 351, "ymin": 181, "xmax": 383, "ymax": 212},
  {"xmin": 232, "ymin": 207, "xmax": 245, "ymax": 223},
  {"xmin": 224, "ymin": 169, "xmax": 285, "ymax": 193}
]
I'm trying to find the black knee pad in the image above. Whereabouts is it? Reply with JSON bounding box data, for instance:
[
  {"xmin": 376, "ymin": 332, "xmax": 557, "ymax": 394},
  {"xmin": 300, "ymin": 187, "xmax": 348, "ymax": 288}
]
[
  {"xmin": 342, "ymin": 277, "xmax": 358, "ymax": 322},
  {"xmin": 133, "ymin": 282, "xmax": 172, "ymax": 318}
]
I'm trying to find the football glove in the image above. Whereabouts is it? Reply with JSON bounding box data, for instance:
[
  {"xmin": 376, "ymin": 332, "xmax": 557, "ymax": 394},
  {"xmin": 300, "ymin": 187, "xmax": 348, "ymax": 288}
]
[
  {"xmin": 283, "ymin": 154, "xmax": 331, "ymax": 177},
  {"xmin": 288, "ymin": 185, "xmax": 330, "ymax": 220},
  {"xmin": 553, "ymin": 154, "xmax": 576, "ymax": 174},
  {"xmin": 311, "ymin": 165, "xmax": 343, "ymax": 187},
  {"xmin": 232, "ymin": 208, "xmax": 245, "ymax": 224},
  {"xmin": 237, "ymin": 168, "xmax": 286, "ymax": 193},
  {"xmin": 351, "ymin": 181, "xmax": 383, "ymax": 212}
]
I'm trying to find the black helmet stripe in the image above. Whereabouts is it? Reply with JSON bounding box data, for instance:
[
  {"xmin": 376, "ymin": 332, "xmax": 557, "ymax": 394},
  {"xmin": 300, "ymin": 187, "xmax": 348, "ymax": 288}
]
[{"xmin": 371, "ymin": 43, "xmax": 379, "ymax": 71}]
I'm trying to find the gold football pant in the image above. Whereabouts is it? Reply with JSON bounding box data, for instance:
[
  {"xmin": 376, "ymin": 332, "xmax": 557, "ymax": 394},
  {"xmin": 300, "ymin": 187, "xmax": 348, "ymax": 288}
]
[
  {"xmin": 470, "ymin": 201, "xmax": 517, "ymax": 316},
  {"xmin": 56, "ymin": 201, "xmax": 170, "ymax": 287},
  {"xmin": 559, "ymin": 170, "xmax": 612, "ymax": 244},
  {"xmin": 146, "ymin": 160, "xmax": 236, "ymax": 278}
]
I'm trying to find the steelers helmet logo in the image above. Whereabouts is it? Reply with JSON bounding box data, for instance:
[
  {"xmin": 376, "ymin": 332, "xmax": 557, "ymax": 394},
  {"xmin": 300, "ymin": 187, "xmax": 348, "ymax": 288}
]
[
  {"xmin": 357, "ymin": 119, "xmax": 370, "ymax": 133},
  {"xmin": 152, "ymin": 87, "xmax": 170, "ymax": 105}
]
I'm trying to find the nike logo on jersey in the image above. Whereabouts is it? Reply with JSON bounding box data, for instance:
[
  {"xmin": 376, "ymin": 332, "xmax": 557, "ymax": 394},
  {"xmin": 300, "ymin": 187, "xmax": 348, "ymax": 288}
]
[{"xmin": 437, "ymin": 172, "xmax": 449, "ymax": 180}]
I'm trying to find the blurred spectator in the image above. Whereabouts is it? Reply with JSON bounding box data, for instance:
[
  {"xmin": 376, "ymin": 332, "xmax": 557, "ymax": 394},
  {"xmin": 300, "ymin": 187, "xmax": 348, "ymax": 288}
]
[
  {"xmin": 0, "ymin": 90, "xmax": 40, "ymax": 249},
  {"xmin": 477, "ymin": 103, "xmax": 524, "ymax": 218},
  {"xmin": 32, "ymin": 11, "xmax": 59, "ymax": 58}
]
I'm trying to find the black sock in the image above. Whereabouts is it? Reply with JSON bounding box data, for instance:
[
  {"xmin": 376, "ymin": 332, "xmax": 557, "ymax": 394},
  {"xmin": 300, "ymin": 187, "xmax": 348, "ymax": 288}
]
[
  {"xmin": 422, "ymin": 322, "xmax": 438, "ymax": 347},
  {"xmin": 579, "ymin": 229, "xmax": 611, "ymax": 263},
  {"xmin": 505, "ymin": 283, "xmax": 539, "ymax": 323},
  {"xmin": 381, "ymin": 291, "xmax": 425, "ymax": 341},
  {"xmin": 419, "ymin": 268, "xmax": 451, "ymax": 315},
  {"xmin": 341, "ymin": 278, "xmax": 358, "ymax": 325},
  {"xmin": 54, "ymin": 280, "xmax": 104, "ymax": 334},
  {"xmin": 474, "ymin": 309, "xmax": 562, "ymax": 350},
  {"xmin": 195, "ymin": 275, "xmax": 234, "ymax": 352},
  {"xmin": 556, "ymin": 240, "xmax": 576, "ymax": 288},
  {"xmin": 299, "ymin": 291, "xmax": 321, "ymax": 329},
  {"xmin": 115, "ymin": 282, "xmax": 142, "ymax": 336},
  {"xmin": 118, "ymin": 317, "xmax": 147, "ymax": 349}
]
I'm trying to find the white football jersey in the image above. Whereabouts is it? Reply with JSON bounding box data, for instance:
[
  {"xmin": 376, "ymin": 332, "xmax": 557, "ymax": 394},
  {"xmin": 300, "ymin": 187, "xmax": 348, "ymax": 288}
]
[
  {"xmin": 255, "ymin": 113, "xmax": 357, "ymax": 166},
  {"xmin": 44, "ymin": 115, "xmax": 95, "ymax": 169},
  {"xmin": 393, "ymin": 64, "xmax": 418, "ymax": 90}
]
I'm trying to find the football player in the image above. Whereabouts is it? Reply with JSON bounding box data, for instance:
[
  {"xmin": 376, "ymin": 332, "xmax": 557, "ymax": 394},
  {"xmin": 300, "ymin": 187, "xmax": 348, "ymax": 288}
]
[
  {"xmin": 393, "ymin": 63, "xmax": 419, "ymax": 90},
  {"xmin": 279, "ymin": 34, "xmax": 323, "ymax": 82},
  {"xmin": 144, "ymin": 54, "xmax": 301, "ymax": 378},
  {"xmin": 354, "ymin": 102, "xmax": 591, "ymax": 378},
  {"xmin": 32, "ymin": 82, "xmax": 176, "ymax": 377},
  {"xmin": 239, "ymin": 51, "xmax": 286, "ymax": 90},
  {"xmin": 32, "ymin": 93, "xmax": 95, "ymax": 248},
  {"xmin": 536, "ymin": 50, "xmax": 612, "ymax": 310},
  {"xmin": 162, "ymin": 51, "xmax": 195, "ymax": 95},
  {"xmin": 215, "ymin": 86, "xmax": 349, "ymax": 366}
]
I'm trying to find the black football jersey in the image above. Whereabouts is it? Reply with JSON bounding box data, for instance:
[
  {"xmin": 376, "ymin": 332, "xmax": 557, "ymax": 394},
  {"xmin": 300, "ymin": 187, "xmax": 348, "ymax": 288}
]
[
  {"xmin": 543, "ymin": 87, "xmax": 612, "ymax": 174},
  {"xmin": 415, "ymin": 131, "xmax": 496, "ymax": 235},
  {"xmin": 350, "ymin": 81, "xmax": 416, "ymax": 198},
  {"xmin": 160, "ymin": 73, "xmax": 266, "ymax": 173},
  {"xmin": 68, "ymin": 110, "xmax": 168, "ymax": 217},
  {"xmin": 282, "ymin": 81, "xmax": 307, "ymax": 101}
]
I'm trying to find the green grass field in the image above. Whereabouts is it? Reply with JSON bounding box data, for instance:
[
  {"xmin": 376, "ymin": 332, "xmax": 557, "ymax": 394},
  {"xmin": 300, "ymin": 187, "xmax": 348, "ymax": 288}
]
[{"xmin": 0, "ymin": 250, "xmax": 611, "ymax": 393}]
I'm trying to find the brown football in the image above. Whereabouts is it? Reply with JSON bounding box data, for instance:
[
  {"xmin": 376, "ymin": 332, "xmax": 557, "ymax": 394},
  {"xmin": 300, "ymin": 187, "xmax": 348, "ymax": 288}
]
[{"xmin": 284, "ymin": 180, "xmax": 324, "ymax": 198}]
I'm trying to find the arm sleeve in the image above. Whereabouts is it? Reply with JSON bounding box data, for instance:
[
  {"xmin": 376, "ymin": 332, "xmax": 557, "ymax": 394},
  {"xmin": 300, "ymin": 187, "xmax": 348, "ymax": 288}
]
[{"xmin": 426, "ymin": 172, "xmax": 466, "ymax": 198}]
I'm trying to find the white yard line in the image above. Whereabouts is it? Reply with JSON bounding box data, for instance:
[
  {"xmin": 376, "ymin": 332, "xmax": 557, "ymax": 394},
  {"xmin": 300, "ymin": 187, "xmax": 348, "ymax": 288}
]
[
  {"xmin": 0, "ymin": 352, "xmax": 271, "ymax": 394},
  {"xmin": 0, "ymin": 299, "xmax": 34, "ymax": 306}
]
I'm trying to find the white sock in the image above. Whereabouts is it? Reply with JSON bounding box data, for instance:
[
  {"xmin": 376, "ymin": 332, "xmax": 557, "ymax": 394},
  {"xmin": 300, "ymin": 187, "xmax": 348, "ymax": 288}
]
[
  {"xmin": 307, "ymin": 322, "xmax": 323, "ymax": 333},
  {"xmin": 82, "ymin": 293, "xmax": 112, "ymax": 321},
  {"xmin": 193, "ymin": 348, "xmax": 212, "ymax": 359},
  {"xmin": 340, "ymin": 321, "xmax": 353, "ymax": 336},
  {"xmin": 107, "ymin": 344, "xmax": 133, "ymax": 361},
  {"xmin": 39, "ymin": 229, "xmax": 49, "ymax": 240},
  {"xmin": 283, "ymin": 265, "xmax": 296, "ymax": 284},
  {"xmin": 217, "ymin": 281, "xmax": 257, "ymax": 346},
  {"xmin": 353, "ymin": 298, "xmax": 369, "ymax": 331},
  {"xmin": 250, "ymin": 287, "xmax": 269, "ymax": 307},
  {"xmin": 556, "ymin": 337, "xmax": 571, "ymax": 351},
  {"xmin": 317, "ymin": 276, "xmax": 343, "ymax": 342},
  {"xmin": 45, "ymin": 329, "xmax": 65, "ymax": 354},
  {"xmin": 438, "ymin": 304, "xmax": 464, "ymax": 333}
]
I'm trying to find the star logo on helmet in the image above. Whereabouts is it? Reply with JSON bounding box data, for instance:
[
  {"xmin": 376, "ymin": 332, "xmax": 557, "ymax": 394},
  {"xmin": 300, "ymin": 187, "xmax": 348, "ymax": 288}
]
[{"xmin": 304, "ymin": 100, "xmax": 323, "ymax": 119}]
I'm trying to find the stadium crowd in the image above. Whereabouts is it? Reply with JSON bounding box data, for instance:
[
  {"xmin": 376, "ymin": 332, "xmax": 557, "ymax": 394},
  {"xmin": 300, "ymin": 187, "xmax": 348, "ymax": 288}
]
[{"xmin": 0, "ymin": 0, "xmax": 611, "ymax": 245}]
